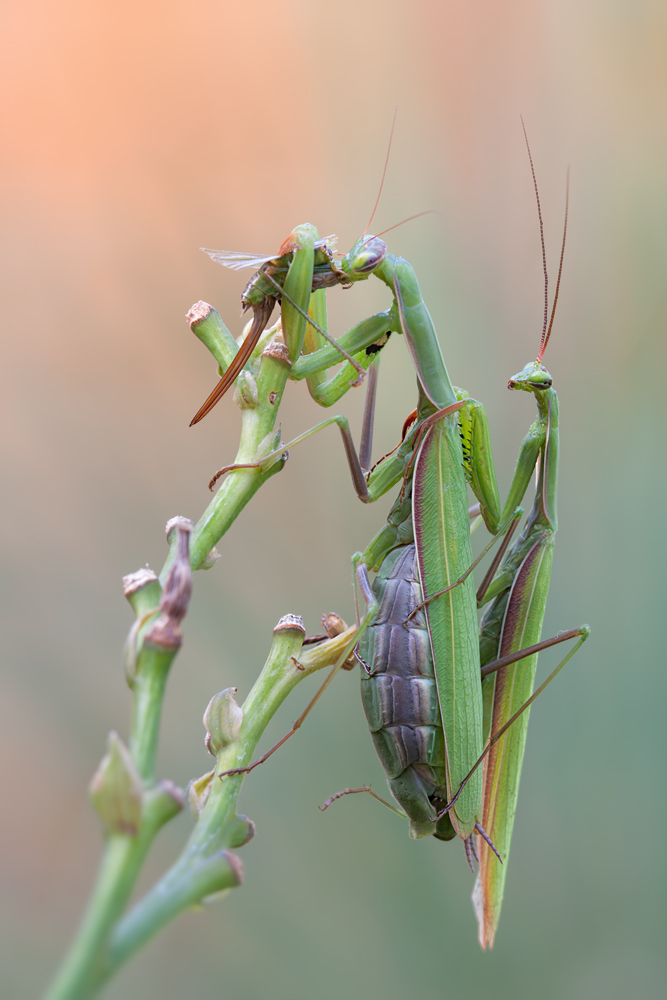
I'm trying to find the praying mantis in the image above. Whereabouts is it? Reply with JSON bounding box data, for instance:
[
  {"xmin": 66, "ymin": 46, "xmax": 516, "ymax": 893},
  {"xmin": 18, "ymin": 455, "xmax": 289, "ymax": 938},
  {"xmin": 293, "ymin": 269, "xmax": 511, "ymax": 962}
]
[{"xmin": 189, "ymin": 127, "xmax": 589, "ymax": 946}]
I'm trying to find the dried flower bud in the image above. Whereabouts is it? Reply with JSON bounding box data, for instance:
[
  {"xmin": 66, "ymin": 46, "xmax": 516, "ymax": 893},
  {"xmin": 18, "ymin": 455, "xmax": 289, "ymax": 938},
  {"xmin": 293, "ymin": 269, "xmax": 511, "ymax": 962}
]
[
  {"xmin": 146, "ymin": 522, "xmax": 192, "ymax": 649},
  {"xmin": 203, "ymin": 688, "xmax": 243, "ymax": 754},
  {"xmin": 200, "ymin": 546, "xmax": 221, "ymax": 571},
  {"xmin": 122, "ymin": 568, "xmax": 161, "ymax": 619},
  {"xmin": 261, "ymin": 340, "xmax": 290, "ymax": 365},
  {"xmin": 90, "ymin": 732, "xmax": 143, "ymax": 836},
  {"xmin": 188, "ymin": 769, "xmax": 215, "ymax": 816},
  {"xmin": 321, "ymin": 612, "xmax": 347, "ymax": 637},
  {"xmin": 274, "ymin": 614, "xmax": 306, "ymax": 635},
  {"xmin": 123, "ymin": 567, "xmax": 157, "ymax": 596},
  {"xmin": 321, "ymin": 612, "xmax": 356, "ymax": 669},
  {"xmin": 186, "ymin": 300, "xmax": 212, "ymax": 328},
  {"xmin": 165, "ymin": 516, "xmax": 194, "ymax": 545}
]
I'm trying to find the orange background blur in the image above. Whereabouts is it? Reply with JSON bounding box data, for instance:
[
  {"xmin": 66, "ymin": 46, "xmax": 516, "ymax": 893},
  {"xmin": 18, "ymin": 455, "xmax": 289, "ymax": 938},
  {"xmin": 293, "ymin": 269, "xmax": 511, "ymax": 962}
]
[{"xmin": 1, "ymin": 2, "xmax": 665, "ymax": 997}]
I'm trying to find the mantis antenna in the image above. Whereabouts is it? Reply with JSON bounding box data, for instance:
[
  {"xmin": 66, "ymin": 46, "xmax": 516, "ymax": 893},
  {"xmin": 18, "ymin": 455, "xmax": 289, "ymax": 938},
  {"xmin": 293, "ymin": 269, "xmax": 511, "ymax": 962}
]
[
  {"xmin": 521, "ymin": 115, "xmax": 549, "ymax": 350},
  {"xmin": 540, "ymin": 168, "xmax": 570, "ymax": 362},
  {"xmin": 363, "ymin": 106, "xmax": 398, "ymax": 236},
  {"xmin": 374, "ymin": 210, "xmax": 437, "ymax": 239},
  {"xmin": 520, "ymin": 115, "xmax": 570, "ymax": 363}
]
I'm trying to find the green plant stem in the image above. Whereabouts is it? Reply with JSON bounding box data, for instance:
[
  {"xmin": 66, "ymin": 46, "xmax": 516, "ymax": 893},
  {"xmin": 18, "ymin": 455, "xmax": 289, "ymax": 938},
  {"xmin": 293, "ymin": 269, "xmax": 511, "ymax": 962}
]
[
  {"xmin": 129, "ymin": 643, "xmax": 175, "ymax": 783},
  {"xmin": 46, "ymin": 785, "xmax": 182, "ymax": 1000},
  {"xmin": 47, "ymin": 837, "xmax": 135, "ymax": 1000},
  {"xmin": 101, "ymin": 852, "xmax": 241, "ymax": 982},
  {"xmin": 160, "ymin": 347, "xmax": 292, "ymax": 580},
  {"xmin": 100, "ymin": 626, "xmax": 357, "ymax": 985},
  {"xmin": 48, "ymin": 299, "xmax": 312, "ymax": 998}
]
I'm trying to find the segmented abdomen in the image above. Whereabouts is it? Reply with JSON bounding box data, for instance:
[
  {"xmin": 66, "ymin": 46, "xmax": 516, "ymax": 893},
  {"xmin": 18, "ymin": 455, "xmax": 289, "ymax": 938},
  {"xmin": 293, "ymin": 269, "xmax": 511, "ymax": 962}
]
[{"xmin": 358, "ymin": 544, "xmax": 455, "ymax": 840}]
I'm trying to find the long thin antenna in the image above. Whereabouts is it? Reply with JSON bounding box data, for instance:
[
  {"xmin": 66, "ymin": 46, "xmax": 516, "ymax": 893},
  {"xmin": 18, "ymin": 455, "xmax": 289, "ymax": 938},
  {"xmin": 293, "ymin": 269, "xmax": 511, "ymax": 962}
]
[
  {"xmin": 520, "ymin": 116, "xmax": 549, "ymax": 349},
  {"xmin": 539, "ymin": 167, "xmax": 570, "ymax": 362},
  {"xmin": 373, "ymin": 209, "xmax": 437, "ymax": 239},
  {"xmin": 363, "ymin": 106, "xmax": 398, "ymax": 236}
]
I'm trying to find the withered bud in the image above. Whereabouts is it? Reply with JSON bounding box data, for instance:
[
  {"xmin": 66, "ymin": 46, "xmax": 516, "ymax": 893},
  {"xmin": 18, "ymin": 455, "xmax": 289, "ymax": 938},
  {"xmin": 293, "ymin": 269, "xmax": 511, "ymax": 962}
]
[
  {"xmin": 321, "ymin": 612, "xmax": 347, "ymax": 637},
  {"xmin": 233, "ymin": 370, "xmax": 258, "ymax": 409},
  {"xmin": 261, "ymin": 341, "xmax": 291, "ymax": 365},
  {"xmin": 90, "ymin": 732, "xmax": 143, "ymax": 836},
  {"xmin": 200, "ymin": 546, "xmax": 221, "ymax": 571},
  {"xmin": 165, "ymin": 516, "xmax": 194, "ymax": 545},
  {"xmin": 186, "ymin": 300, "xmax": 212, "ymax": 328},
  {"xmin": 122, "ymin": 567, "xmax": 161, "ymax": 621},
  {"xmin": 146, "ymin": 522, "xmax": 192, "ymax": 649},
  {"xmin": 203, "ymin": 688, "xmax": 243, "ymax": 754},
  {"xmin": 123, "ymin": 567, "xmax": 157, "ymax": 597},
  {"xmin": 273, "ymin": 614, "xmax": 306, "ymax": 635},
  {"xmin": 321, "ymin": 612, "xmax": 356, "ymax": 669},
  {"xmin": 188, "ymin": 769, "xmax": 215, "ymax": 817}
]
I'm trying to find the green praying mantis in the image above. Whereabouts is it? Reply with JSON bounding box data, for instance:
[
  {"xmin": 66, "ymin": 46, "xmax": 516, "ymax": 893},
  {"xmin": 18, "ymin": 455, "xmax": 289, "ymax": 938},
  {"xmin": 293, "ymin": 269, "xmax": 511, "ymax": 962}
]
[{"xmin": 188, "ymin": 129, "xmax": 589, "ymax": 947}]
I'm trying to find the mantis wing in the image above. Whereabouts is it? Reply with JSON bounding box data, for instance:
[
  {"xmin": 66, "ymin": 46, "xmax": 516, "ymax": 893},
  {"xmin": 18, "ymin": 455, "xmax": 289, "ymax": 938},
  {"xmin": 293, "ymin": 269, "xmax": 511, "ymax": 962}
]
[
  {"xmin": 473, "ymin": 530, "xmax": 554, "ymax": 948},
  {"xmin": 413, "ymin": 417, "xmax": 484, "ymax": 840}
]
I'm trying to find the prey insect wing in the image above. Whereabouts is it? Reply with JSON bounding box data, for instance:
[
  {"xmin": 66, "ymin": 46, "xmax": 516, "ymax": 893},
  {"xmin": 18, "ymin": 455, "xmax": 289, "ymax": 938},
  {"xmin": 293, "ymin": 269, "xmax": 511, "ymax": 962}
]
[{"xmin": 202, "ymin": 236, "xmax": 338, "ymax": 271}]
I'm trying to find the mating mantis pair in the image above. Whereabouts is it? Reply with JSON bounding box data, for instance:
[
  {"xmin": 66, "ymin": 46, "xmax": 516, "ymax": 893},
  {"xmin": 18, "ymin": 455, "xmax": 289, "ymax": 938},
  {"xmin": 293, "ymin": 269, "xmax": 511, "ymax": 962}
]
[{"xmin": 189, "ymin": 135, "xmax": 589, "ymax": 947}]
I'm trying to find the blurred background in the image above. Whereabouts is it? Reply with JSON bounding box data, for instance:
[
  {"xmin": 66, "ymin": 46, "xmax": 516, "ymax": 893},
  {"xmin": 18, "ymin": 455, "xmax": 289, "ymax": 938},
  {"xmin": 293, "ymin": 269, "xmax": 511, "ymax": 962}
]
[{"xmin": 1, "ymin": 1, "xmax": 664, "ymax": 997}]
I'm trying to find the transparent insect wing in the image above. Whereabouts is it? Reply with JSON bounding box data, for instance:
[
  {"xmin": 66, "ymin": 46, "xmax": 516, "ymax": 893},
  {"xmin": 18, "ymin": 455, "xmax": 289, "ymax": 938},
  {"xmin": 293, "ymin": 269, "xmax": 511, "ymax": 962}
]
[
  {"xmin": 200, "ymin": 248, "xmax": 281, "ymax": 271},
  {"xmin": 315, "ymin": 235, "xmax": 338, "ymax": 251},
  {"xmin": 201, "ymin": 235, "xmax": 336, "ymax": 272}
]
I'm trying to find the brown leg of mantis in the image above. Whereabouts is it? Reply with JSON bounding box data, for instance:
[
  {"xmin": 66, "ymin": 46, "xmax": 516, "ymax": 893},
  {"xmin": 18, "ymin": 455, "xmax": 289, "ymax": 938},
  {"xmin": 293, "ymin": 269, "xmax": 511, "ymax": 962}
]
[
  {"xmin": 208, "ymin": 366, "xmax": 383, "ymax": 497},
  {"xmin": 318, "ymin": 784, "xmax": 405, "ymax": 818},
  {"xmin": 479, "ymin": 627, "xmax": 585, "ymax": 679},
  {"xmin": 403, "ymin": 510, "xmax": 522, "ymax": 624},
  {"xmin": 475, "ymin": 822, "xmax": 502, "ymax": 863},
  {"xmin": 359, "ymin": 358, "xmax": 379, "ymax": 473},
  {"xmin": 464, "ymin": 836, "xmax": 476, "ymax": 874},
  {"xmin": 476, "ymin": 516, "xmax": 521, "ymax": 605},
  {"xmin": 435, "ymin": 625, "xmax": 590, "ymax": 819}
]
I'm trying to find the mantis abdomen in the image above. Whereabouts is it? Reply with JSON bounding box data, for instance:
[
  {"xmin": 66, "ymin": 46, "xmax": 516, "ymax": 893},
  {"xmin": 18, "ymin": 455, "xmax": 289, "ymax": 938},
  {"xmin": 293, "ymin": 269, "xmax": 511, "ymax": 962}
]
[{"xmin": 358, "ymin": 543, "xmax": 456, "ymax": 842}]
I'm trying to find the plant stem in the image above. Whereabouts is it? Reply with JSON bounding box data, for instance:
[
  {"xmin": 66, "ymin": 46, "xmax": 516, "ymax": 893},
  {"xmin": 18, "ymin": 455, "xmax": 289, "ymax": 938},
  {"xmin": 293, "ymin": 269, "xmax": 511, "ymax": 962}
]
[
  {"xmin": 47, "ymin": 276, "xmax": 321, "ymax": 997},
  {"xmin": 46, "ymin": 785, "xmax": 183, "ymax": 1000},
  {"xmin": 129, "ymin": 644, "xmax": 174, "ymax": 783},
  {"xmin": 161, "ymin": 345, "xmax": 292, "ymax": 580},
  {"xmin": 100, "ymin": 624, "xmax": 357, "ymax": 984},
  {"xmin": 101, "ymin": 851, "xmax": 242, "ymax": 982},
  {"xmin": 46, "ymin": 835, "xmax": 136, "ymax": 1000}
]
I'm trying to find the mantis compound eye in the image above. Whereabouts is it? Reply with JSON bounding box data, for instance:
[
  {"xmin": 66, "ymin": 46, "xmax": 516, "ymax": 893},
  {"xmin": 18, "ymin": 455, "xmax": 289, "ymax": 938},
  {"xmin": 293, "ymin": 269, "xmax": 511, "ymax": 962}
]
[
  {"xmin": 528, "ymin": 364, "xmax": 553, "ymax": 389},
  {"xmin": 348, "ymin": 236, "xmax": 388, "ymax": 275}
]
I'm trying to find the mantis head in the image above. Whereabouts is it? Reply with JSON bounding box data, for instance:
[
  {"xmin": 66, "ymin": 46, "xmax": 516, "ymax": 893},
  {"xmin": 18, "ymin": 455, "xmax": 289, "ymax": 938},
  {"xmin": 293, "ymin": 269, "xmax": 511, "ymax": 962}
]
[
  {"xmin": 507, "ymin": 360, "xmax": 553, "ymax": 394},
  {"xmin": 339, "ymin": 236, "xmax": 388, "ymax": 282}
]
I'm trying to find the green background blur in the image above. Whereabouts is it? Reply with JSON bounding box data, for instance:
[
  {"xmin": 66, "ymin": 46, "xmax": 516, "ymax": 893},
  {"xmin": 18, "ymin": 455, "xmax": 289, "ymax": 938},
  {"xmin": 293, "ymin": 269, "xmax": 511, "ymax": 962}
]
[{"xmin": 1, "ymin": 1, "xmax": 665, "ymax": 998}]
